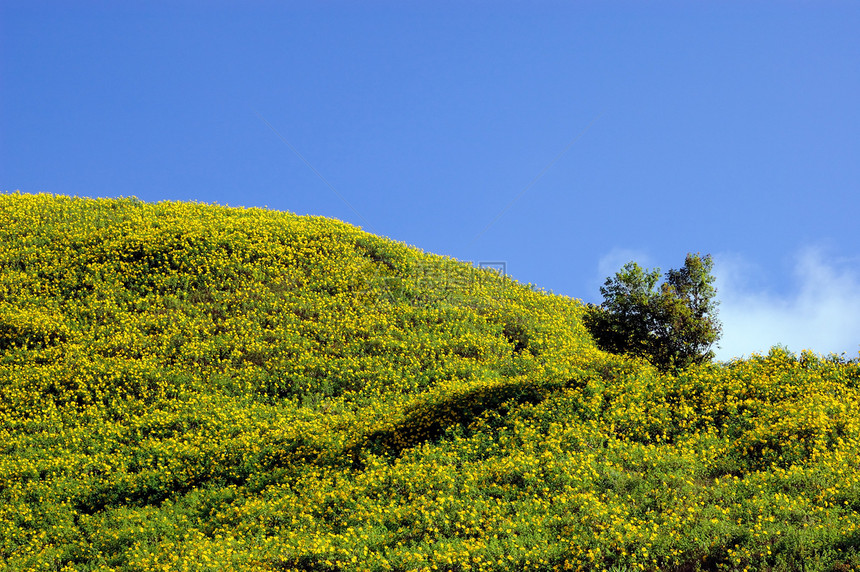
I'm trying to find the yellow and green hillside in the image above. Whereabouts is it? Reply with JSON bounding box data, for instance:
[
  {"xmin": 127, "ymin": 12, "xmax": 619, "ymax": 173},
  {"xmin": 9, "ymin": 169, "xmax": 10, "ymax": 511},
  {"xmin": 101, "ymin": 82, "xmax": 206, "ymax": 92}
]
[{"xmin": 1, "ymin": 192, "xmax": 859, "ymax": 572}]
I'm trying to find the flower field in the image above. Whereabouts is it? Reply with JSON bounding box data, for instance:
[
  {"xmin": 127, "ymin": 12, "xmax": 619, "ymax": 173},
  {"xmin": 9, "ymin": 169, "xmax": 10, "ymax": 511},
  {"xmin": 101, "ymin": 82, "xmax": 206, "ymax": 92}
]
[{"xmin": 1, "ymin": 192, "xmax": 858, "ymax": 571}]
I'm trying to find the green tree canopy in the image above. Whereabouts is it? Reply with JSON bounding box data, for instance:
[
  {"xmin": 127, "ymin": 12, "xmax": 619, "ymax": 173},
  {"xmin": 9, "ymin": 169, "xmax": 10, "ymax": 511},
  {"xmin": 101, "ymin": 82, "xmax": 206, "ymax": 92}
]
[{"xmin": 585, "ymin": 253, "xmax": 722, "ymax": 371}]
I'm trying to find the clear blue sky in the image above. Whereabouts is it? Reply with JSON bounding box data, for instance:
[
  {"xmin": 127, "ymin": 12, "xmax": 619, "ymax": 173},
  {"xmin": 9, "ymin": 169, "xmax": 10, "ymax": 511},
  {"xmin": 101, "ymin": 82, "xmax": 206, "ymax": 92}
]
[{"xmin": 2, "ymin": 2, "xmax": 859, "ymax": 360}]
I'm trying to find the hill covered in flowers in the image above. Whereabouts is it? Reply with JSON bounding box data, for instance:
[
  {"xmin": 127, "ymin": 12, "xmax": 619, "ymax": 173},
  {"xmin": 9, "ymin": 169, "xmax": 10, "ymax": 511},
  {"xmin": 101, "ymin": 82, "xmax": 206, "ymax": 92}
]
[{"xmin": 1, "ymin": 193, "xmax": 859, "ymax": 572}]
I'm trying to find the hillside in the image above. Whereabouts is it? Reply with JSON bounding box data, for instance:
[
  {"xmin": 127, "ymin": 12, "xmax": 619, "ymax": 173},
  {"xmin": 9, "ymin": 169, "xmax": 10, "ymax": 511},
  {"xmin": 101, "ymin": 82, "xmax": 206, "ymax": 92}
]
[{"xmin": 1, "ymin": 192, "xmax": 858, "ymax": 572}]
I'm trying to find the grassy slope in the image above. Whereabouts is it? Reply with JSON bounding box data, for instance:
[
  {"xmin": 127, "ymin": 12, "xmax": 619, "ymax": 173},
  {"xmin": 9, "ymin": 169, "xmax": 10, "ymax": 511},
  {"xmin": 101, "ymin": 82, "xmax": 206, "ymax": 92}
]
[{"xmin": 1, "ymin": 193, "xmax": 858, "ymax": 572}]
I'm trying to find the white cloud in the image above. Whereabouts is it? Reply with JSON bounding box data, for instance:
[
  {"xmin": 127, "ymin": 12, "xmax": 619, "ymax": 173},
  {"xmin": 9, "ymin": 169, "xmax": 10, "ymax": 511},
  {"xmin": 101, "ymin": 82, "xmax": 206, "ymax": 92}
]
[{"xmin": 713, "ymin": 247, "xmax": 860, "ymax": 361}]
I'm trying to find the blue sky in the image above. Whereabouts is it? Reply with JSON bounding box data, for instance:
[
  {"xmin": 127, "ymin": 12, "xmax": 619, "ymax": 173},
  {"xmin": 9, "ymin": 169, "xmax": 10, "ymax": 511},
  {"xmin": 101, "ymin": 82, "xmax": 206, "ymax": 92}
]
[{"xmin": 2, "ymin": 2, "xmax": 859, "ymax": 360}]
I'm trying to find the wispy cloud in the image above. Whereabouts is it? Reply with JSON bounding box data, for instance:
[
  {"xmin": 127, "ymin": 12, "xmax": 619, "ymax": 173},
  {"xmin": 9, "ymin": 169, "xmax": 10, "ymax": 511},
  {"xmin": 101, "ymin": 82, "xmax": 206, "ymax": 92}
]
[{"xmin": 714, "ymin": 247, "xmax": 860, "ymax": 361}]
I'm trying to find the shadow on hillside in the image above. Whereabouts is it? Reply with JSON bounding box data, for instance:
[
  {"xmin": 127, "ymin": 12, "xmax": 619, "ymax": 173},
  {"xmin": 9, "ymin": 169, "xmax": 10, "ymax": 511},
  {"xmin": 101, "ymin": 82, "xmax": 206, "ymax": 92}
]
[{"xmin": 344, "ymin": 378, "xmax": 552, "ymax": 469}]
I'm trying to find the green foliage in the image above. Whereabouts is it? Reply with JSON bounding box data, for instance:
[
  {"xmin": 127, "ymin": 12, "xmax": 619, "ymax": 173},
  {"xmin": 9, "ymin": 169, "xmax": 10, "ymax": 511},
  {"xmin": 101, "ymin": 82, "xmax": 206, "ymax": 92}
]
[
  {"xmin": 1, "ymin": 193, "xmax": 858, "ymax": 571},
  {"xmin": 585, "ymin": 253, "xmax": 722, "ymax": 371}
]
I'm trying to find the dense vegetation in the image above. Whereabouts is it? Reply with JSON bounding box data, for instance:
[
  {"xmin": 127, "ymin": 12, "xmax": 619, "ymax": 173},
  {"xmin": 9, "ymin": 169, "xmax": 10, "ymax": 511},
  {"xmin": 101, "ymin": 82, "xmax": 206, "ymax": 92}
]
[
  {"xmin": 1, "ymin": 192, "xmax": 859, "ymax": 572},
  {"xmin": 585, "ymin": 254, "xmax": 722, "ymax": 372}
]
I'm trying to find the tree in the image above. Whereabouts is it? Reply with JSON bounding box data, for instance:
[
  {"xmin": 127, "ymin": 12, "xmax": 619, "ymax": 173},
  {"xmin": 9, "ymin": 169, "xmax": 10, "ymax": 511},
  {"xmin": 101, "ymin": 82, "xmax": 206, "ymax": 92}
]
[{"xmin": 584, "ymin": 253, "xmax": 722, "ymax": 371}]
